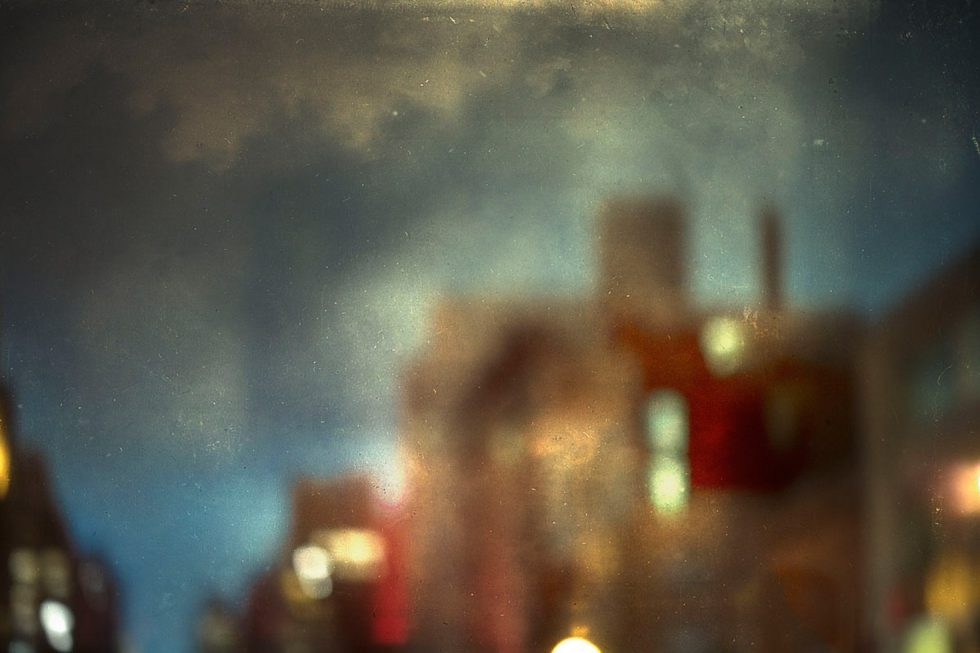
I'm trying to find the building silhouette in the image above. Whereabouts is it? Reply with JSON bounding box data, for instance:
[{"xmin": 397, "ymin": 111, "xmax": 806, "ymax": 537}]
[{"xmin": 0, "ymin": 384, "xmax": 121, "ymax": 653}]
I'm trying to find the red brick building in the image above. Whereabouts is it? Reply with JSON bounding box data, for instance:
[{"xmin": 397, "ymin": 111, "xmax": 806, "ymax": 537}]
[
  {"xmin": 240, "ymin": 473, "xmax": 407, "ymax": 653},
  {"xmin": 399, "ymin": 196, "xmax": 864, "ymax": 653}
]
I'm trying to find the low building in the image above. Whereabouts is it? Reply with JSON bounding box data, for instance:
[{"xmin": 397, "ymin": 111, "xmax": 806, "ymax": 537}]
[{"xmin": 240, "ymin": 473, "xmax": 407, "ymax": 653}]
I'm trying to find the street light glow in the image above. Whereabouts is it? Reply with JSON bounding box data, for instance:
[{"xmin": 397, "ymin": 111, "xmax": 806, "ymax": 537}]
[{"xmin": 552, "ymin": 637, "xmax": 601, "ymax": 653}]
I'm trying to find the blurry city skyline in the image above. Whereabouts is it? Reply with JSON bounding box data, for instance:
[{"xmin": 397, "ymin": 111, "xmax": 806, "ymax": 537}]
[{"xmin": 1, "ymin": 0, "xmax": 979, "ymax": 652}]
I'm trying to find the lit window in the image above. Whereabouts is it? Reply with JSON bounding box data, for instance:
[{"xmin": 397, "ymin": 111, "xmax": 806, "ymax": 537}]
[
  {"xmin": 9, "ymin": 549, "xmax": 39, "ymax": 586},
  {"xmin": 39, "ymin": 601, "xmax": 74, "ymax": 653},
  {"xmin": 948, "ymin": 461, "xmax": 980, "ymax": 515},
  {"xmin": 645, "ymin": 390, "xmax": 689, "ymax": 514},
  {"xmin": 700, "ymin": 316, "xmax": 747, "ymax": 376},
  {"xmin": 314, "ymin": 528, "xmax": 386, "ymax": 582},
  {"xmin": 646, "ymin": 390, "xmax": 688, "ymax": 452},
  {"xmin": 648, "ymin": 458, "xmax": 689, "ymax": 514},
  {"xmin": 902, "ymin": 615, "xmax": 952, "ymax": 653},
  {"xmin": 291, "ymin": 544, "xmax": 334, "ymax": 599}
]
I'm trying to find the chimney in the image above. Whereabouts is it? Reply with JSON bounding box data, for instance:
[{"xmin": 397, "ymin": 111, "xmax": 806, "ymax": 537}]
[
  {"xmin": 598, "ymin": 196, "xmax": 687, "ymax": 323},
  {"xmin": 760, "ymin": 203, "xmax": 783, "ymax": 311}
]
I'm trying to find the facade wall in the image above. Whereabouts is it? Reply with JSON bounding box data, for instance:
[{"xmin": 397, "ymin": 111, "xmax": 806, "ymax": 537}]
[
  {"xmin": 862, "ymin": 246, "xmax": 980, "ymax": 652},
  {"xmin": 400, "ymin": 198, "xmax": 864, "ymax": 653}
]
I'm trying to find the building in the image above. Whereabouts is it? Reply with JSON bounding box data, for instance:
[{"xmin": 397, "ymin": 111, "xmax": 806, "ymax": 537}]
[
  {"xmin": 400, "ymin": 195, "xmax": 864, "ymax": 653},
  {"xmin": 0, "ymin": 384, "xmax": 121, "ymax": 653},
  {"xmin": 862, "ymin": 244, "xmax": 980, "ymax": 653},
  {"xmin": 240, "ymin": 473, "xmax": 407, "ymax": 653}
]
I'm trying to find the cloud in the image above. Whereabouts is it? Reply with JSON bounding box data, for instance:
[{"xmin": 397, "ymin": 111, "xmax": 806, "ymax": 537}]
[{"xmin": 2, "ymin": 0, "xmax": 877, "ymax": 169}]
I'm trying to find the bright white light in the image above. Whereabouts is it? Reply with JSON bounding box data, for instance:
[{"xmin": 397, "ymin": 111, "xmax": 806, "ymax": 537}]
[
  {"xmin": 649, "ymin": 457, "xmax": 689, "ymax": 514},
  {"xmin": 700, "ymin": 316, "xmax": 746, "ymax": 376},
  {"xmin": 39, "ymin": 601, "xmax": 73, "ymax": 652},
  {"xmin": 552, "ymin": 636, "xmax": 602, "ymax": 653},
  {"xmin": 292, "ymin": 545, "xmax": 334, "ymax": 599}
]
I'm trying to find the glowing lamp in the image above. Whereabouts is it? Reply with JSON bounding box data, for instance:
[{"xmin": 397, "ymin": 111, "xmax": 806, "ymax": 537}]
[{"xmin": 552, "ymin": 636, "xmax": 601, "ymax": 653}]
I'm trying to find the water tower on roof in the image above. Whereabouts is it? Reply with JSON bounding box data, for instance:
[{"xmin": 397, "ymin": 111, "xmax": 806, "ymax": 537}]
[{"xmin": 598, "ymin": 196, "xmax": 688, "ymax": 325}]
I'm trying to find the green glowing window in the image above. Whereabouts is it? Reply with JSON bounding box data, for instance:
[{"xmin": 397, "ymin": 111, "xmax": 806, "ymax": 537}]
[{"xmin": 645, "ymin": 389, "xmax": 689, "ymax": 453}]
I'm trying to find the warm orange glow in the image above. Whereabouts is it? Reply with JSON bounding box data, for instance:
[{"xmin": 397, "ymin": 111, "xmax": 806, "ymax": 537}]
[
  {"xmin": 949, "ymin": 461, "xmax": 980, "ymax": 515},
  {"xmin": 315, "ymin": 528, "xmax": 386, "ymax": 581},
  {"xmin": 925, "ymin": 552, "xmax": 978, "ymax": 624},
  {"xmin": 0, "ymin": 418, "xmax": 10, "ymax": 499}
]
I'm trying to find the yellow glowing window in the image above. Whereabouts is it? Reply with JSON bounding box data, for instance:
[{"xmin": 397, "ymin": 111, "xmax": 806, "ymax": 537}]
[
  {"xmin": 700, "ymin": 316, "xmax": 747, "ymax": 376},
  {"xmin": 311, "ymin": 528, "xmax": 386, "ymax": 582},
  {"xmin": 648, "ymin": 457, "xmax": 689, "ymax": 514}
]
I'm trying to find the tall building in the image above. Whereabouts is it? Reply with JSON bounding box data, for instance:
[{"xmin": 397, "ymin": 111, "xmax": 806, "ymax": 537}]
[
  {"xmin": 862, "ymin": 244, "xmax": 980, "ymax": 653},
  {"xmin": 0, "ymin": 384, "xmax": 121, "ymax": 653},
  {"xmin": 400, "ymin": 196, "xmax": 864, "ymax": 653}
]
